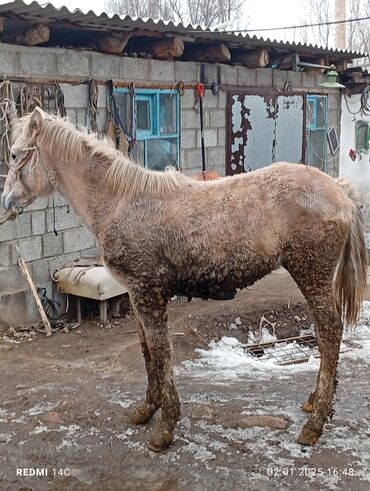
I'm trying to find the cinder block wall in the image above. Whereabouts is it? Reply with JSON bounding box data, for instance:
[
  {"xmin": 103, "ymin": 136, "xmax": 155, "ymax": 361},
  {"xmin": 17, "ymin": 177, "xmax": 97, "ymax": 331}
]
[{"xmin": 0, "ymin": 43, "xmax": 342, "ymax": 326}]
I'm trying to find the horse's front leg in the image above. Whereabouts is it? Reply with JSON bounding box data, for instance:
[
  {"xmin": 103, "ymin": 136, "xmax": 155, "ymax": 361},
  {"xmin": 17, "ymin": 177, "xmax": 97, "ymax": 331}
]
[
  {"xmin": 130, "ymin": 289, "xmax": 181, "ymax": 452},
  {"xmin": 128, "ymin": 317, "xmax": 161, "ymax": 424}
]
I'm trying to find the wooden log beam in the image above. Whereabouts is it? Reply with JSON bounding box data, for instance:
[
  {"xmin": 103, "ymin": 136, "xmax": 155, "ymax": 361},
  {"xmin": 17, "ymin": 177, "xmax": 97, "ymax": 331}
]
[
  {"xmin": 97, "ymin": 33, "xmax": 131, "ymax": 55},
  {"xmin": 188, "ymin": 43, "xmax": 231, "ymax": 63},
  {"xmin": 145, "ymin": 36, "xmax": 184, "ymax": 60},
  {"xmin": 233, "ymin": 48, "xmax": 269, "ymax": 68},
  {"xmin": 15, "ymin": 23, "xmax": 50, "ymax": 46},
  {"xmin": 0, "ymin": 17, "xmax": 4, "ymax": 32}
]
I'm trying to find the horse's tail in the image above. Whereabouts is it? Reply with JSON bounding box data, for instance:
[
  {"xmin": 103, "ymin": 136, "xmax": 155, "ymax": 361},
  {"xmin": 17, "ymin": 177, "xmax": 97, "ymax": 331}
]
[{"xmin": 334, "ymin": 181, "xmax": 367, "ymax": 327}]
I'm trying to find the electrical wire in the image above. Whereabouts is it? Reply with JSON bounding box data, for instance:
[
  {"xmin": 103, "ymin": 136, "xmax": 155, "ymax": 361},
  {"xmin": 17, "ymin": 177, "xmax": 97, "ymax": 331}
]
[
  {"xmin": 189, "ymin": 16, "xmax": 370, "ymax": 34},
  {"xmin": 344, "ymin": 86, "xmax": 370, "ymax": 117}
]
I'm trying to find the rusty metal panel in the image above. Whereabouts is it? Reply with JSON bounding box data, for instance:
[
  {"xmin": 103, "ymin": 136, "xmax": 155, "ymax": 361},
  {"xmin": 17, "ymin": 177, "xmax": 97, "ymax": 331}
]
[
  {"xmin": 228, "ymin": 92, "xmax": 304, "ymax": 175},
  {"xmin": 274, "ymin": 95, "xmax": 304, "ymax": 163}
]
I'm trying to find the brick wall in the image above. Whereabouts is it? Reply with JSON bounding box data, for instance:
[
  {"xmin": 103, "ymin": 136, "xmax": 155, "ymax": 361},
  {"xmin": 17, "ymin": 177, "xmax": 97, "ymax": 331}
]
[{"xmin": 0, "ymin": 43, "xmax": 342, "ymax": 326}]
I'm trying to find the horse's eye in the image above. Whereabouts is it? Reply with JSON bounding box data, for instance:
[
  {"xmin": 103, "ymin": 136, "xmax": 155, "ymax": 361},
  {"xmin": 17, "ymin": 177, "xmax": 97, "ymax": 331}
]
[{"xmin": 11, "ymin": 153, "xmax": 17, "ymax": 160}]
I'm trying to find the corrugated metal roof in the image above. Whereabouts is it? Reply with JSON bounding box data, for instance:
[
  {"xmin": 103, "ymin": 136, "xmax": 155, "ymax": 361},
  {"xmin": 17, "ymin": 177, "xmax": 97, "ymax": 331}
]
[{"xmin": 0, "ymin": 0, "xmax": 365, "ymax": 60}]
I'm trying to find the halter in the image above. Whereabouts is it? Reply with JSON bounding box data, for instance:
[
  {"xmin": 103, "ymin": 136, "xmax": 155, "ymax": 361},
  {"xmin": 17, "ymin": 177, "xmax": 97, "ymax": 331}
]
[{"xmin": 8, "ymin": 140, "xmax": 56, "ymax": 214}]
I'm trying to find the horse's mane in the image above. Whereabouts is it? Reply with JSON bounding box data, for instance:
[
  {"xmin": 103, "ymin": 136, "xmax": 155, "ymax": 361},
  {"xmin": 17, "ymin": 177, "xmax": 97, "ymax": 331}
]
[{"xmin": 18, "ymin": 113, "xmax": 190, "ymax": 198}]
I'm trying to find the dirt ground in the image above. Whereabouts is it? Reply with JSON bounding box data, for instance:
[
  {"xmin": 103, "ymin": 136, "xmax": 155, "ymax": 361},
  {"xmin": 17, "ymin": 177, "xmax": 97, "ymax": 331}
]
[{"xmin": 0, "ymin": 269, "xmax": 369, "ymax": 491}]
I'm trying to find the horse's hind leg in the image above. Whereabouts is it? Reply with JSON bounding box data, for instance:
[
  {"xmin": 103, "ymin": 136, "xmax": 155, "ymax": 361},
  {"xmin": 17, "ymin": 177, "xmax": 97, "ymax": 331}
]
[
  {"xmin": 131, "ymin": 289, "xmax": 180, "ymax": 451},
  {"xmin": 129, "ymin": 318, "xmax": 161, "ymax": 424},
  {"xmin": 284, "ymin": 233, "xmax": 346, "ymax": 445},
  {"xmin": 297, "ymin": 291, "xmax": 343, "ymax": 445}
]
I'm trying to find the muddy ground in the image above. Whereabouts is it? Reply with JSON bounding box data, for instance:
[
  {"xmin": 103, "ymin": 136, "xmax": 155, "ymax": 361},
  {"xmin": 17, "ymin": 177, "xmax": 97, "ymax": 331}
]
[{"xmin": 0, "ymin": 269, "xmax": 369, "ymax": 490}]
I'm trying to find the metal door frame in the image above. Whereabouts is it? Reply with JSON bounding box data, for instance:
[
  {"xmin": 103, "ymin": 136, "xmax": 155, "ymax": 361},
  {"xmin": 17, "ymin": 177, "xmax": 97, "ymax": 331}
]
[{"xmin": 226, "ymin": 89, "xmax": 309, "ymax": 175}]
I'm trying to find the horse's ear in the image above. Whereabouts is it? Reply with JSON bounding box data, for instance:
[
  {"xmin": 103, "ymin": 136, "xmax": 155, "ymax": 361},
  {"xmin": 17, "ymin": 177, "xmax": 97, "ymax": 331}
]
[{"xmin": 28, "ymin": 107, "xmax": 43, "ymax": 138}]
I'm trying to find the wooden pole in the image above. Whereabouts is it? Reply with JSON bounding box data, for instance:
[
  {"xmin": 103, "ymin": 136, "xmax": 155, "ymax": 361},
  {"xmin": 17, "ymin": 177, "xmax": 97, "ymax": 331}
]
[
  {"xmin": 188, "ymin": 43, "xmax": 231, "ymax": 63},
  {"xmin": 17, "ymin": 253, "xmax": 52, "ymax": 334}
]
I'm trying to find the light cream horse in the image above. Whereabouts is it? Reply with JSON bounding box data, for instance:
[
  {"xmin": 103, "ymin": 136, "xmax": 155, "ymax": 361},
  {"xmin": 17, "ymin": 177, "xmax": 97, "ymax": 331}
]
[{"xmin": 1, "ymin": 108, "xmax": 367, "ymax": 452}]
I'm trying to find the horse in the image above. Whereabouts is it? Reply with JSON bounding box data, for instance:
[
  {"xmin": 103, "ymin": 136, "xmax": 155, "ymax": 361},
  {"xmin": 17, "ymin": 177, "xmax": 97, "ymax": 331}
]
[{"xmin": 1, "ymin": 107, "xmax": 367, "ymax": 452}]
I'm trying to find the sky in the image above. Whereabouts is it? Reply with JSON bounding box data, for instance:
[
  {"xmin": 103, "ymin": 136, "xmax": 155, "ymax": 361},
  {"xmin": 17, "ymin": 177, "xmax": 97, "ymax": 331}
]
[{"xmin": 47, "ymin": 0, "xmax": 309, "ymax": 44}]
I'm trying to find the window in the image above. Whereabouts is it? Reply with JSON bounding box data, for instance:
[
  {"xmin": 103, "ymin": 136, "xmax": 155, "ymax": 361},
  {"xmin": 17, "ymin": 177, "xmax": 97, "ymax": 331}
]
[
  {"xmin": 114, "ymin": 88, "xmax": 180, "ymax": 171},
  {"xmin": 306, "ymin": 95, "xmax": 328, "ymax": 171}
]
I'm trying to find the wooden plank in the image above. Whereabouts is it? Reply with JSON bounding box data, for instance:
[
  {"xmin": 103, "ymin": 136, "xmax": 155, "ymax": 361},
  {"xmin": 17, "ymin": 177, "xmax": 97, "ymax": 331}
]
[{"xmin": 17, "ymin": 255, "xmax": 52, "ymax": 333}]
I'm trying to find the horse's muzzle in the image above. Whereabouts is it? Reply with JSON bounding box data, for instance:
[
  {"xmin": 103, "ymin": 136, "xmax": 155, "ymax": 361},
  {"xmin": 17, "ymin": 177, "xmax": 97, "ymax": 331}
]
[{"xmin": 1, "ymin": 192, "xmax": 16, "ymax": 211}]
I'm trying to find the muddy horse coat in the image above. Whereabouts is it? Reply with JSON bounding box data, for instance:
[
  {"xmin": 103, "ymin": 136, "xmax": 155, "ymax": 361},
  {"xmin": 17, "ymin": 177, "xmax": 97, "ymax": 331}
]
[{"xmin": 1, "ymin": 108, "xmax": 367, "ymax": 451}]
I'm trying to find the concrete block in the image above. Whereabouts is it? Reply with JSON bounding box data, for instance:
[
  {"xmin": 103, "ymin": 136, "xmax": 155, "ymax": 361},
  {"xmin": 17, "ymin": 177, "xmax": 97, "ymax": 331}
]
[
  {"xmin": 42, "ymin": 233, "xmax": 64, "ymax": 258},
  {"xmin": 19, "ymin": 50, "xmax": 57, "ymax": 76},
  {"xmin": 97, "ymin": 85, "xmax": 107, "ymax": 109},
  {"xmin": 121, "ymin": 56, "xmax": 150, "ymax": 81},
  {"xmin": 31, "ymin": 210, "xmax": 46, "ymax": 236},
  {"xmin": 328, "ymin": 110, "xmax": 340, "ymax": 128},
  {"xmin": 206, "ymin": 147, "xmax": 226, "ymax": 169},
  {"xmin": 57, "ymin": 50, "xmax": 90, "ymax": 77},
  {"xmin": 48, "ymin": 252, "xmax": 82, "ymax": 275},
  {"xmin": 218, "ymin": 90, "xmax": 227, "ymax": 109},
  {"xmin": 197, "ymin": 129, "xmax": 218, "ymax": 148},
  {"xmin": 149, "ymin": 60, "xmax": 175, "ymax": 82},
  {"xmin": 288, "ymin": 71, "xmax": 303, "ymax": 88},
  {"xmin": 238, "ymin": 67, "xmax": 257, "ymax": 87},
  {"xmin": 25, "ymin": 197, "xmax": 48, "ymax": 212},
  {"xmin": 0, "ymin": 264, "xmax": 30, "ymax": 294},
  {"xmin": 0, "ymin": 212, "xmax": 31, "ymax": 241},
  {"xmin": 184, "ymin": 148, "xmax": 202, "ymax": 169},
  {"xmin": 96, "ymin": 108, "xmax": 108, "ymax": 133},
  {"xmin": 218, "ymin": 128, "xmax": 226, "ymax": 147},
  {"xmin": 175, "ymin": 61, "xmax": 198, "ymax": 82},
  {"xmin": 0, "ymin": 241, "xmax": 15, "ymax": 267},
  {"xmin": 18, "ymin": 236, "xmax": 42, "ymax": 262},
  {"xmin": 272, "ymin": 69, "xmax": 288, "ymax": 89},
  {"xmin": 328, "ymin": 93, "xmax": 340, "ymax": 111},
  {"xmin": 0, "ymin": 288, "xmax": 43, "ymax": 327},
  {"xmin": 182, "ymin": 109, "xmax": 201, "ymax": 130},
  {"xmin": 66, "ymin": 108, "xmax": 78, "ymax": 126},
  {"xmin": 0, "ymin": 45, "xmax": 18, "ymax": 77},
  {"xmin": 181, "ymin": 129, "xmax": 196, "ymax": 149},
  {"xmin": 180, "ymin": 90, "xmax": 195, "ymax": 110},
  {"xmin": 63, "ymin": 227, "xmax": 96, "ymax": 253},
  {"xmin": 256, "ymin": 68, "xmax": 273, "ymax": 86},
  {"xmin": 60, "ymin": 83, "xmax": 89, "ymax": 110},
  {"xmin": 203, "ymin": 91, "xmax": 218, "ymax": 108},
  {"xmin": 76, "ymin": 109, "xmax": 88, "ymax": 127},
  {"xmin": 91, "ymin": 53, "xmax": 120, "ymax": 79},
  {"xmin": 209, "ymin": 109, "xmax": 226, "ymax": 128},
  {"xmin": 204, "ymin": 64, "xmax": 219, "ymax": 84},
  {"xmin": 302, "ymin": 72, "xmax": 316, "ymax": 89},
  {"xmin": 49, "ymin": 193, "xmax": 67, "ymax": 207},
  {"xmin": 219, "ymin": 65, "xmax": 235, "ymax": 85},
  {"xmin": 46, "ymin": 207, "xmax": 80, "ymax": 233},
  {"xmin": 32, "ymin": 258, "xmax": 51, "ymax": 286}
]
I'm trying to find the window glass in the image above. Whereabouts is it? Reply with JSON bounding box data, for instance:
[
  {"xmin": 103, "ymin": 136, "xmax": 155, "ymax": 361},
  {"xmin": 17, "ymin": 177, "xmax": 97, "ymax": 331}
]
[
  {"xmin": 316, "ymin": 97, "xmax": 326, "ymax": 129},
  {"xmin": 146, "ymin": 138, "xmax": 178, "ymax": 171},
  {"xmin": 137, "ymin": 99, "xmax": 151, "ymax": 131},
  {"xmin": 159, "ymin": 94, "xmax": 176, "ymax": 135},
  {"xmin": 114, "ymin": 92, "xmax": 131, "ymax": 135}
]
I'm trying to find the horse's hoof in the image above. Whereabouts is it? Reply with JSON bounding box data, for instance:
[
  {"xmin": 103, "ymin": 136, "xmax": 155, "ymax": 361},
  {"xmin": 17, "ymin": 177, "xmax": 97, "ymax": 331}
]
[
  {"xmin": 302, "ymin": 401, "xmax": 314, "ymax": 413},
  {"xmin": 148, "ymin": 427, "xmax": 174, "ymax": 452},
  {"xmin": 128, "ymin": 402, "xmax": 157, "ymax": 425},
  {"xmin": 296, "ymin": 426, "xmax": 321, "ymax": 446}
]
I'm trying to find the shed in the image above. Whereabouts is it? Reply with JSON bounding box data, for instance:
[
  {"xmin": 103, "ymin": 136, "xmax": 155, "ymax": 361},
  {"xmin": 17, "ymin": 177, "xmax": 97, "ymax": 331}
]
[{"xmin": 0, "ymin": 0, "xmax": 366, "ymax": 326}]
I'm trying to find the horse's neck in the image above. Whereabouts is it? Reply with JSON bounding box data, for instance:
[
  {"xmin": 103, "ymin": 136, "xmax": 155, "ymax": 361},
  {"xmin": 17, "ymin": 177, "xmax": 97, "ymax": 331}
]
[{"xmin": 55, "ymin": 154, "xmax": 116, "ymax": 236}]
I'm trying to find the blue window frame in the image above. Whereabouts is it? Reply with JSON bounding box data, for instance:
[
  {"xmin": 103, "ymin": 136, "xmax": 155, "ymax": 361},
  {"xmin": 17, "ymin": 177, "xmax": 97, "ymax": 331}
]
[
  {"xmin": 306, "ymin": 95, "xmax": 328, "ymax": 171},
  {"xmin": 114, "ymin": 88, "xmax": 180, "ymax": 171}
]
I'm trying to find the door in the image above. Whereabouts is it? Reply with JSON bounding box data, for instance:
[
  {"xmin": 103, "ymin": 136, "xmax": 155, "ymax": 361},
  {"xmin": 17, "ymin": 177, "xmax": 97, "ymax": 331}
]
[{"xmin": 227, "ymin": 92, "xmax": 305, "ymax": 175}]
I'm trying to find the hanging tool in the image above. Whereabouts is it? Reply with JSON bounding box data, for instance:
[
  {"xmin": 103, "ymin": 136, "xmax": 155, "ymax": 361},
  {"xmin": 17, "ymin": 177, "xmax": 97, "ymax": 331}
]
[
  {"xmin": 194, "ymin": 82, "xmax": 220, "ymax": 181},
  {"xmin": 196, "ymin": 82, "xmax": 206, "ymax": 179}
]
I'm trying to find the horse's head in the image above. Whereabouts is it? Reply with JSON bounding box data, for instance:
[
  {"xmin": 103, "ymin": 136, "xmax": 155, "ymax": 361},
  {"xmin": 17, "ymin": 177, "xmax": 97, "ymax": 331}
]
[{"xmin": 1, "ymin": 107, "xmax": 55, "ymax": 212}]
